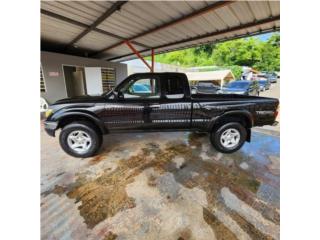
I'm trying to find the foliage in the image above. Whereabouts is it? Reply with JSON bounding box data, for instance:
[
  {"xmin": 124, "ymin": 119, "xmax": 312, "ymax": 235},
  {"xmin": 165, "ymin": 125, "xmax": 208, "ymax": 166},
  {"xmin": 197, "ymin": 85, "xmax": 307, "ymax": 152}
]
[
  {"xmin": 254, "ymin": 34, "xmax": 280, "ymax": 71},
  {"xmin": 150, "ymin": 33, "xmax": 280, "ymax": 76},
  {"xmin": 228, "ymin": 65, "xmax": 243, "ymax": 79}
]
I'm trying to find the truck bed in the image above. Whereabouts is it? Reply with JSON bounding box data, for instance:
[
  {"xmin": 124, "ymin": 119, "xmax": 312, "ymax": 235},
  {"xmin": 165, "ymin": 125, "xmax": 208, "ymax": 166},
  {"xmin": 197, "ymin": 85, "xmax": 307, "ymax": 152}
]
[{"xmin": 191, "ymin": 93, "xmax": 277, "ymax": 103}]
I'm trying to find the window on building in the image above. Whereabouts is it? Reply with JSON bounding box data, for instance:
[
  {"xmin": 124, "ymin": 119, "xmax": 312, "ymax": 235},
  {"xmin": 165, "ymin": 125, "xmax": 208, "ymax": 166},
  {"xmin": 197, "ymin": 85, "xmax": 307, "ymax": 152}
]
[
  {"xmin": 40, "ymin": 66, "xmax": 46, "ymax": 92},
  {"xmin": 101, "ymin": 68, "xmax": 116, "ymax": 92}
]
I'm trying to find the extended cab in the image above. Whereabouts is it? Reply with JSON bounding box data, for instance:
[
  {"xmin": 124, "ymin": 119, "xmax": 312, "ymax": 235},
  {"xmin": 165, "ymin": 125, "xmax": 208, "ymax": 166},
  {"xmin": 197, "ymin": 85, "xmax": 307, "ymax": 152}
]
[{"xmin": 44, "ymin": 72, "xmax": 279, "ymax": 157}]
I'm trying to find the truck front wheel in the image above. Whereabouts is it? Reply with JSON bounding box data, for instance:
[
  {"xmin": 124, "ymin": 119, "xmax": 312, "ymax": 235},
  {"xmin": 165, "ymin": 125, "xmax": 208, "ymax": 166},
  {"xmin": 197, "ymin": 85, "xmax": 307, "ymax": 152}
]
[
  {"xmin": 210, "ymin": 122, "xmax": 247, "ymax": 153},
  {"xmin": 59, "ymin": 122, "xmax": 102, "ymax": 158}
]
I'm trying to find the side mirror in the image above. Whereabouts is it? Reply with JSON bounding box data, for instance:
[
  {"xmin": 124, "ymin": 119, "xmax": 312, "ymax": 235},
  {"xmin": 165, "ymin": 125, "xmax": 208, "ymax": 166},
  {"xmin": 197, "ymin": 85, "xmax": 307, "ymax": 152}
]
[{"xmin": 117, "ymin": 91, "xmax": 124, "ymax": 100}]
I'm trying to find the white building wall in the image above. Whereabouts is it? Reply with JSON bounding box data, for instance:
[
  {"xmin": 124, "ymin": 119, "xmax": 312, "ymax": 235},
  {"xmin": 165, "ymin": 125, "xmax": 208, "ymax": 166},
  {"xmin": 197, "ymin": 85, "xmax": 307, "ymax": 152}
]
[
  {"xmin": 123, "ymin": 59, "xmax": 189, "ymax": 75},
  {"xmin": 41, "ymin": 51, "xmax": 128, "ymax": 103}
]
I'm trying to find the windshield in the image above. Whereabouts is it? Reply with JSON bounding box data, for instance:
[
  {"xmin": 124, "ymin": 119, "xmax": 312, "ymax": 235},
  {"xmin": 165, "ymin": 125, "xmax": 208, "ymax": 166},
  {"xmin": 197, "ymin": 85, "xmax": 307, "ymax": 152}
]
[{"xmin": 226, "ymin": 81, "xmax": 250, "ymax": 88}]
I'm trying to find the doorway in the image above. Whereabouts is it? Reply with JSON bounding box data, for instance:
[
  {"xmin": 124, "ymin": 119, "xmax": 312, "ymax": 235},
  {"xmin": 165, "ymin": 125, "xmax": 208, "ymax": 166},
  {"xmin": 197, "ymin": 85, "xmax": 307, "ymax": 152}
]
[{"xmin": 63, "ymin": 65, "xmax": 87, "ymax": 97}]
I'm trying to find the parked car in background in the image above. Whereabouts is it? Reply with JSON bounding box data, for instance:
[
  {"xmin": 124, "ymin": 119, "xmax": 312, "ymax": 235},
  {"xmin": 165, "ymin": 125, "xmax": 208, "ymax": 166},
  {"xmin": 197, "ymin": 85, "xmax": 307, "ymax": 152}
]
[
  {"xmin": 220, "ymin": 80, "xmax": 260, "ymax": 96},
  {"xmin": 257, "ymin": 74, "xmax": 267, "ymax": 80},
  {"xmin": 266, "ymin": 73, "xmax": 278, "ymax": 83},
  {"xmin": 191, "ymin": 81, "xmax": 220, "ymax": 94},
  {"xmin": 258, "ymin": 79, "xmax": 271, "ymax": 91}
]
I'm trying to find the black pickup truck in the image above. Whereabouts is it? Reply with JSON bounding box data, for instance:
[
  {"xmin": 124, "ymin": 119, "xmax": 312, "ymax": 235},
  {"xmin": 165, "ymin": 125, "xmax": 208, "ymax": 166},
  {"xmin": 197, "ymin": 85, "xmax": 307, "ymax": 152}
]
[{"xmin": 44, "ymin": 72, "xmax": 279, "ymax": 158}]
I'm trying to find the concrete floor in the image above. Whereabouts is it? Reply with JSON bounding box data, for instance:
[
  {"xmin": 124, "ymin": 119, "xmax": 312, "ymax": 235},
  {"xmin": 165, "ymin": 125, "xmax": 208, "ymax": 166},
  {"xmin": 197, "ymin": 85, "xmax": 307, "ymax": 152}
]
[
  {"xmin": 259, "ymin": 81, "xmax": 280, "ymax": 132},
  {"xmin": 41, "ymin": 125, "xmax": 280, "ymax": 240}
]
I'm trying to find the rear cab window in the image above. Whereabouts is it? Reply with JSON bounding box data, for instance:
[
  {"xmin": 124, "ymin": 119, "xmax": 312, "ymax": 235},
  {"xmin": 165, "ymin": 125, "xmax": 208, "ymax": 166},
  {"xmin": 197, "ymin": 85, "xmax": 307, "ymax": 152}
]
[{"xmin": 163, "ymin": 75, "xmax": 186, "ymax": 99}]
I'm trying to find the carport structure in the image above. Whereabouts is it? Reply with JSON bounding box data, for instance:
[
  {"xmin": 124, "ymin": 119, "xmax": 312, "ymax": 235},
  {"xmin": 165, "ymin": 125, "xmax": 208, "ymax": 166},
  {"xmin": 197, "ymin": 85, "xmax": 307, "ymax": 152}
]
[
  {"xmin": 41, "ymin": 0, "xmax": 280, "ymax": 70},
  {"xmin": 41, "ymin": 2, "xmax": 281, "ymax": 239},
  {"xmin": 186, "ymin": 69, "xmax": 235, "ymax": 87}
]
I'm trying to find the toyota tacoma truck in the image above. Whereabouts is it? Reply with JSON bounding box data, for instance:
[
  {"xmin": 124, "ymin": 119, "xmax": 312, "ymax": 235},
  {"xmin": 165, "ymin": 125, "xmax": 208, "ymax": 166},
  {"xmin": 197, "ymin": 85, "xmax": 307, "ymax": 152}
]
[{"xmin": 44, "ymin": 72, "xmax": 279, "ymax": 158}]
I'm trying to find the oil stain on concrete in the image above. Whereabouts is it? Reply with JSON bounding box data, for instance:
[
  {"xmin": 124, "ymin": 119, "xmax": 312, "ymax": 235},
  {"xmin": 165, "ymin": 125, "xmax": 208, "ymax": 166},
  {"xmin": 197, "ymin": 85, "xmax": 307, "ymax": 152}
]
[{"xmin": 41, "ymin": 129, "xmax": 280, "ymax": 240}]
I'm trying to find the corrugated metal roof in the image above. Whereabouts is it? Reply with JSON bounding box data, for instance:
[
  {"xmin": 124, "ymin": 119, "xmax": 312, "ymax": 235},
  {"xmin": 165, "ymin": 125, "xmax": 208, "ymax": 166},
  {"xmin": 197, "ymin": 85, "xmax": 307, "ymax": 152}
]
[
  {"xmin": 41, "ymin": 1, "xmax": 280, "ymax": 61},
  {"xmin": 41, "ymin": 14, "xmax": 85, "ymax": 44},
  {"xmin": 76, "ymin": 31, "xmax": 120, "ymax": 51}
]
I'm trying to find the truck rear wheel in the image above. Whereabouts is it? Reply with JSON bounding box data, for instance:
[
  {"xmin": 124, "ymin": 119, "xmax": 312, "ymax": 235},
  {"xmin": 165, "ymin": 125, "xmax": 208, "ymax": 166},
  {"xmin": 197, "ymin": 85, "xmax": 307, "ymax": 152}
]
[
  {"xmin": 59, "ymin": 122, "xmax": 102, "ymax": 158},
  {"xmin": 210, "ymin": 122, "xmax": 247, "ymax": 153}
]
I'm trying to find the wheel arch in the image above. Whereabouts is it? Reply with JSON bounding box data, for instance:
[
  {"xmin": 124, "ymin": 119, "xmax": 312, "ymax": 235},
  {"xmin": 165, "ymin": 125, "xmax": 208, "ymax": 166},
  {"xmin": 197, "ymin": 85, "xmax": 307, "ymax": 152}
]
[
  {"xmin": 209, "ymin": 110, "xmax": 253, "ymax": 142},
  {"xmin": 55, "ymin": 112, "xmax": 107, "ymax": 135}
]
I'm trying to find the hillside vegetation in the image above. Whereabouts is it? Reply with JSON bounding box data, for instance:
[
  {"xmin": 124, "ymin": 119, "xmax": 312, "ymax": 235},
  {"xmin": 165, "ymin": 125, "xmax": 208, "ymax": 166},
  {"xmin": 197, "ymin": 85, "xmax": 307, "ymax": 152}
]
[{"xmin": 150, "ymin": 33, "xmax": 280, "ymax": 79}]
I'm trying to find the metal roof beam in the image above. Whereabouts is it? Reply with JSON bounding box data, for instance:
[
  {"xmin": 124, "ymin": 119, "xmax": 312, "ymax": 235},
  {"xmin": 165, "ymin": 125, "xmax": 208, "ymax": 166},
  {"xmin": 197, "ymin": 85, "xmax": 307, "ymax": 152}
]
[
  {"xmin": 93, "ymin": 1, "xmax": 235, "ymax": 57},
  {"xmin": 41, "ymin": 9, "xmax": 87, "ymax": 28},
  {"xmin": 40, "ymin": 9, "xmax": 150, "ymax": 49},
  {"xmin": 106, "ymin": 15, "xmax": 280, "ymax": 62},
  {"xmin": 66, "ymin": 1, "xmax": 128, "ymax": 49},
  {"xmin": 125, "ymin": 41, "xmax": 152, "ymax": 72}
]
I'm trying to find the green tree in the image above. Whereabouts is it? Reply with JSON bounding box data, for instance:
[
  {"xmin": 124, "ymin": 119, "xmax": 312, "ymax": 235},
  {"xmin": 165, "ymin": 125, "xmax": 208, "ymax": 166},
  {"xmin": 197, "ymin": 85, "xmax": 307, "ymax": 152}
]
[
  {"xmin": 212, "ymin": 38, "xmax": 262, "ymax": 67},
  {"xmin": 150, "ymin": 33, "xmax": 280, "ymax": 74},
  {"xmin": 254, "ymin": 34, "xmax": 280, "ymax": 71}
]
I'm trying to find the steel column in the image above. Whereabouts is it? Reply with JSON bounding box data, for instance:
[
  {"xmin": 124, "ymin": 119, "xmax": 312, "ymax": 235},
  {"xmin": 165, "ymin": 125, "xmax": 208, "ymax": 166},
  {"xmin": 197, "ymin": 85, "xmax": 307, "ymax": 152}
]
[
  {"xmin": 151, "ymin": 49, "xmax": 155, "ymax": 72},
  {"xmin": 125, "ymin": 41, "xmax": 152, "ymax": 72}
]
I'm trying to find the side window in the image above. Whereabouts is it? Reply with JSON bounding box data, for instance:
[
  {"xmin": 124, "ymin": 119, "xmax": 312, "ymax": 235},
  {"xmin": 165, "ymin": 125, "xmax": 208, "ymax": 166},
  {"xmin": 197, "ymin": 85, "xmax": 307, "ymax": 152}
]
[
  {"xmin": 165, "ymin": 76, "xmax": 185, "ymax": 99},
  {"xmin": 121, "ymin": 77, "xmax": 160, "ymax": 99}
]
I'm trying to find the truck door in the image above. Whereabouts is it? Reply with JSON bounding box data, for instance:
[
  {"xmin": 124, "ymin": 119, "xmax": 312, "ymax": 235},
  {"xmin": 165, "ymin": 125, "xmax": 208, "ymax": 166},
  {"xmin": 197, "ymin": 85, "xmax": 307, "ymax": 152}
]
[
  {"xmin": 103, "ymin": 74, "xmax": 161, "ymax": 131},
  {"xmin": 146, "ymin": 73, "xmax": 192, "ymax": 130}
]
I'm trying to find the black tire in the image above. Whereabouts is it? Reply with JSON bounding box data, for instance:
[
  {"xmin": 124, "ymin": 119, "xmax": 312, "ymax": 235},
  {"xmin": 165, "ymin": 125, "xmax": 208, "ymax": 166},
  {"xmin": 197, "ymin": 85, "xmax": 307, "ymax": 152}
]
[
  {"xmin": 210, "ymin": 122, "xmax": 247, "ymax": 154},
  {"xmin": 59, "ymin": 121, "xmax": 102, "ymax": 158}
]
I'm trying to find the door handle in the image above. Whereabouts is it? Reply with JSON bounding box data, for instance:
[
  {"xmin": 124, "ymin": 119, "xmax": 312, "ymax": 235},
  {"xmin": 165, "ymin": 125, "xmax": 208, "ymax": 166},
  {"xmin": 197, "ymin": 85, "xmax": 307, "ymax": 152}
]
[{"xmin": 150, "ymin": 104, "xmax": 161, "ymax": 108}]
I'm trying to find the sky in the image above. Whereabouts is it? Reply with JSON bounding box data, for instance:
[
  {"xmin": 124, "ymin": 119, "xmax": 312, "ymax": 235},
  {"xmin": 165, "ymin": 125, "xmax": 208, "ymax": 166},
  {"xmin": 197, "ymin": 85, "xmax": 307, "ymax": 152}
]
[{"xmin": 255, "ymin": 32, "xmax": 274, "ymax": 42}]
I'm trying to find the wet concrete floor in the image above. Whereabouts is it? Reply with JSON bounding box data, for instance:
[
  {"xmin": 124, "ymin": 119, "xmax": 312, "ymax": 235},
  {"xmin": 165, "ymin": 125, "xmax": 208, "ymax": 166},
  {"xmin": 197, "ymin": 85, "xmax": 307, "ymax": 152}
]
[{"xmin": 41, "ymin": 126, "xmax": 280, "ymax": 240}]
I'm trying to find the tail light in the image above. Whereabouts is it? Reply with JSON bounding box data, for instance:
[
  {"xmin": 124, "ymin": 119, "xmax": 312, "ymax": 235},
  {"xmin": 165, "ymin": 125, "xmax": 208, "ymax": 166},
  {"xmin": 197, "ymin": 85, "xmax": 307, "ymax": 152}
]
[{"xmin": 274, "ymin": 104, "xmax": 279, "ymax": 119}]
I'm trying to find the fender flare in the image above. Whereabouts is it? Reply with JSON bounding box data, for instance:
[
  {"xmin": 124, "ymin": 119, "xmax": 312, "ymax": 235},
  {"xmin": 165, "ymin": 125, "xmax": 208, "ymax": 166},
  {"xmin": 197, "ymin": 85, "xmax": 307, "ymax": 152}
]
[
  {"xmin": 208, "ymin": 110, "xmax": 254, "ymax": 131},
  {"xmin": 208, "ymin": 110, "xmax": 253, "ymax": 142},
  {"xmin": 53, "ymin": 111, "xmax": 107, "ymax": 134}
]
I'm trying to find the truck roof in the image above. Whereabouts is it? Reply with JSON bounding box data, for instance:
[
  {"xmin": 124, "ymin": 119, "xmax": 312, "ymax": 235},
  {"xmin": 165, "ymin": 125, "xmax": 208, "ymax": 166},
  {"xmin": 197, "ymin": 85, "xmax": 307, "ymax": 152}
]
[{"xmin": 129, "ymin": 72, "xmax": 187, "ymax": 77}]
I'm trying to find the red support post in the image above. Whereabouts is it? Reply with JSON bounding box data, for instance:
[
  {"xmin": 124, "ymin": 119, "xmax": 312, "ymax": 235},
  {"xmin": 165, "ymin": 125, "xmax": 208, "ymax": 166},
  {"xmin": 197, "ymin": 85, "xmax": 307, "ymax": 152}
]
[
  {"xmin": 124, "ymin": 40, "xmax": 152, "ymax": 72},
  {"xmin": 151, "ymin": 49, "xmax": 154, "ymax": 72}
]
